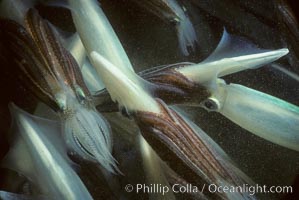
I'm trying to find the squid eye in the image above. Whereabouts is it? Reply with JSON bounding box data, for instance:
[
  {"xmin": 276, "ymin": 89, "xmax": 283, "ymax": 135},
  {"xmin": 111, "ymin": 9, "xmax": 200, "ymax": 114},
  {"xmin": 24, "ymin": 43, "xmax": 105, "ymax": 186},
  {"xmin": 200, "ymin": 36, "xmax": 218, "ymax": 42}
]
[
  {"xmin": 75, "ymin": 86, "xmax": 86, "ymax": 104},
  {"xmin": 202, "ymin": 97, "xmax": 220, "ymax": 112}
]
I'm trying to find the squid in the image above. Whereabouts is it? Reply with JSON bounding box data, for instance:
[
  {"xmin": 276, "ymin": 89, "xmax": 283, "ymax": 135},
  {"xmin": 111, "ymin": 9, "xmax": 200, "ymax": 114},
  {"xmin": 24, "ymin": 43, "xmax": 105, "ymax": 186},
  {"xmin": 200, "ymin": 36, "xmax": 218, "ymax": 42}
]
[
  {"xmin": 68, "ymin": 0, "xmax": 134, "ymax": 73},
  {"xmin": 95, "ymin": 29, "xmax": 299, "ymax": 152},
  {"xmin": 90, "ymin": 51, "xmax": 257, "ymax": 199},
  {"xmin": 66, "ymin": 0, "xmax": 133, "ymax": 95},
  {"xmin": 0, "ymin": 9, "xmax": 117, "ymax": 173},
  {"xmin": 157, "ymin": 30, "xmax": 299, "ymax": 151},
  {"xmin": 2, "ymin": 103, "xmax": 93, "ymax": 200},
  {"xmin": 129, "ymin": 0, "xmax": 198, "ymax": 56},
  {"xmin": 68, "ymin": 1, "xmax": 175, "ymax": 198}
]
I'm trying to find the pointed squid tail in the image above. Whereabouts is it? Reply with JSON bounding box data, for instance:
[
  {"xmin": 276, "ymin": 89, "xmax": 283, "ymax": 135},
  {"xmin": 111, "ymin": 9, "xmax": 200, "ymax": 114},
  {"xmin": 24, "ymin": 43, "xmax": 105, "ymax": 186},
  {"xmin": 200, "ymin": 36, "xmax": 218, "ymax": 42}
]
[
  {"xmin": 63, "ymin": 106, "xmax": 120, "ymax": 174},
  {"xmin": 176, "ymin": 15, "xmax": 198, "ymax": 56}
]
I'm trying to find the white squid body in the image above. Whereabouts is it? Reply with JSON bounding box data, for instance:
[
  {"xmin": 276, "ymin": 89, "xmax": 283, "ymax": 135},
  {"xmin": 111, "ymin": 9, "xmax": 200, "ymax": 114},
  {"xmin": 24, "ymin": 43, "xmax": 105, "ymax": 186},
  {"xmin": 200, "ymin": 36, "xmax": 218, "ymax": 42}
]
[
  {"xmin": 0, "ymin": 0, "xmax": 116, "ymax": 172},
  {"xmin": 5, "ymin": 104, "xmax": 93, "ymax": 200},
  {"xmin": 67, "ymin": 0, "xmax": 133, "ymax": 94},
  {"xmin": 68, "ymin": 1, "xmax": 171, "ymax": 197},
  {"xmin": 178, "ymin": 48, "xmax": 290, "ymax": 85},
  {"xmin": 65, "ymin": 33, "xmax": 87, "ymax": 68},
  {"xmin": 177, "ymin": 38, "xmax": 299, "ymax": 151},
  {"xmin": 68, "ymin": 0, "xmax": 134, "ymax": 73},
  {"xmin": 89, "ymin": 52, "xmax": 174, "ymax": 199},
  {"xmin": 218, "ymin": 83, "xmax": 299, "ymax": 151},
  {"xmin": 91, "ymin": 52, "xmax": 257, "ymax": 200},
  {"xmin": 81, "ymin": 60, "xmax": 105, "ymax": 94}
]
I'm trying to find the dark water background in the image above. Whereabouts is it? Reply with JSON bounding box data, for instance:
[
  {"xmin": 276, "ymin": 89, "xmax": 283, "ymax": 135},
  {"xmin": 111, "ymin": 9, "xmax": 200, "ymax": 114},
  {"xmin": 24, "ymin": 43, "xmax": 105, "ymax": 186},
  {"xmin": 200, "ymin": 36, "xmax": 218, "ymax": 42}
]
[{"xmin": 0, "ymin": 0, "xmax": 299, "ymax": 199}]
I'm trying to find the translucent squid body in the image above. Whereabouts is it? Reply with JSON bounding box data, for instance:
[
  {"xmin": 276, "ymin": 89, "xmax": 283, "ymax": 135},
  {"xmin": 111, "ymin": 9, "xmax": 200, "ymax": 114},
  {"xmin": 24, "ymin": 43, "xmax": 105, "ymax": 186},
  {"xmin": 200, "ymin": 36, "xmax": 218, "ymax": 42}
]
[
  {"xmin": 2, "ymin": 104, "xmax": 93, "ymax": 200},
  {"xmin": 68, "ymin": 0, "xmax": 172, "ymax": 191},
  {"xmin": 68, "ymin": 0, "xmax": 258, "ymax": 195},
  {"xmin": 91, "ymin": 32, "xmax": 299, "ymax": 198},
  {"xmin": 145, "ymin": 30, "xmax": 299, "ymax": 152},
  {"xmin": 68, "ymin": 0, "xmax": 134, "ymax": 73},
  {"xmin": 91, "ymin": 51, "xmax": 257, "ymax": 199},
  {"xmin": 0, "ymin": 9, "xmax": 117, "ymax": 173},
  {"xmin": 211, "ymin": 83, "xmax": 299, "ymax": 151},
  {"xmin": 175, "ymin": 31, "xmax": 299, "ymax": 152}
]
